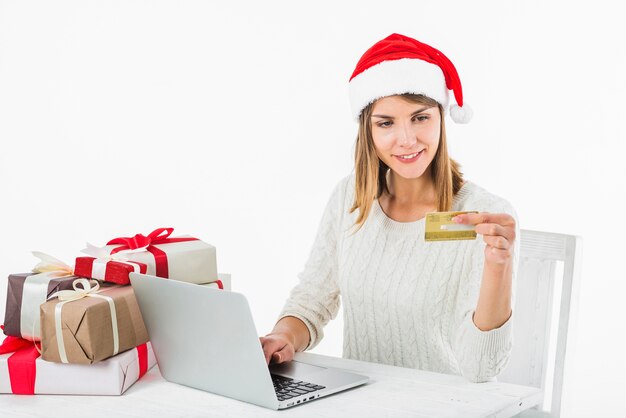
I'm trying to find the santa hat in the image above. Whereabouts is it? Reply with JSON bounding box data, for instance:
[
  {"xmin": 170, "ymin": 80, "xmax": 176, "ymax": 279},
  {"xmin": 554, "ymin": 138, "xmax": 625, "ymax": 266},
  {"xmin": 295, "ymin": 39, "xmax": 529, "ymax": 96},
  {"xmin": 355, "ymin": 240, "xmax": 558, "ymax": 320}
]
[{"xmin": 348, "ymin": 33, "xmax": 473, "ymax": 123}]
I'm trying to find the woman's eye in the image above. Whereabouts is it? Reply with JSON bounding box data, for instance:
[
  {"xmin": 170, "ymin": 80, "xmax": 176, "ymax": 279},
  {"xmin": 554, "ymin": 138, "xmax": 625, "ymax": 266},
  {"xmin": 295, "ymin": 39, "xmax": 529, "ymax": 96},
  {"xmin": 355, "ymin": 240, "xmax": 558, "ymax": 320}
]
[
  {"xmin": 414, "ymin": 115, "xmax": 429, "ymax": 122},
  {"xmin": 378, "ymin": 121, "xmax": 392, "ymax": 128}
]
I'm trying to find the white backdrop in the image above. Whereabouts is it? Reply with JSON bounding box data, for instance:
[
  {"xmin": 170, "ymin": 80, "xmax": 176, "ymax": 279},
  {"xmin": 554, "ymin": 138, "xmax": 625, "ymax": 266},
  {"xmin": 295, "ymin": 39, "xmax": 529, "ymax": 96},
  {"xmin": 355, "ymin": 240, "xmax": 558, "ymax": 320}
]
[{"xmin": 1, "ymin": 1, "xmax": 624, "ymax": 416}]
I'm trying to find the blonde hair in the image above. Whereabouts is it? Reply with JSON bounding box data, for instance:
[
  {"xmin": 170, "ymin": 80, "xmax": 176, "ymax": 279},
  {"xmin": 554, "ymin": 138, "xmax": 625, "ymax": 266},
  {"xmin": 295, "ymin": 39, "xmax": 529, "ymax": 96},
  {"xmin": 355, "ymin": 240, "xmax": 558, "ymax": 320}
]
[{"xmin": 350, "ymin": 93, "xmax": 465, "ymax": 230}]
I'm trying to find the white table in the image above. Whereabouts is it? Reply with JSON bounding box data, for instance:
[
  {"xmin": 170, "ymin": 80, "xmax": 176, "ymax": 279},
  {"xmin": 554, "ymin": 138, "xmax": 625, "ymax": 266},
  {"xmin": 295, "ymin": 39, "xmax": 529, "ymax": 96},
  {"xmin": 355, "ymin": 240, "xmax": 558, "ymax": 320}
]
[{"xmin": 0, "ymin": 351, "xmax": 542, "ymax": 418}]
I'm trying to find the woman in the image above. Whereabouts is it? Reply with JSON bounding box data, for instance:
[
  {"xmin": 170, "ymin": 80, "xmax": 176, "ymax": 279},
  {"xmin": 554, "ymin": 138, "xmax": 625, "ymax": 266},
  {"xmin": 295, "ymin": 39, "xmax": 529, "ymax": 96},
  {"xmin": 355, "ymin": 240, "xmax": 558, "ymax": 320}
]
[{"xmin": 260, "ymin": 33, "xmax": 520, "ymax": 383}]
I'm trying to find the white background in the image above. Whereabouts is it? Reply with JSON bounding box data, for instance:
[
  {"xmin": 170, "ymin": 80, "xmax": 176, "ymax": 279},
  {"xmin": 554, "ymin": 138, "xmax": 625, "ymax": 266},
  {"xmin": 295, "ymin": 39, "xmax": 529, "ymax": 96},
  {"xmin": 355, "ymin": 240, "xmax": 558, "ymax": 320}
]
[{"xmin": 0, "ymin": 1, "xmax": 624, "ymax": 416}]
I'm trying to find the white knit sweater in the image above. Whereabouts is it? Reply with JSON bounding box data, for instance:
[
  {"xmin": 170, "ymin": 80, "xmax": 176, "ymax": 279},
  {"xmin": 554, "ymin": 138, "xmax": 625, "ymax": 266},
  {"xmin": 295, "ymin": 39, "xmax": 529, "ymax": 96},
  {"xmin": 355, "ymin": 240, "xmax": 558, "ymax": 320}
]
[{"xmin": 279, "ymin": 174, "xmax": 521, "ymax": 383}]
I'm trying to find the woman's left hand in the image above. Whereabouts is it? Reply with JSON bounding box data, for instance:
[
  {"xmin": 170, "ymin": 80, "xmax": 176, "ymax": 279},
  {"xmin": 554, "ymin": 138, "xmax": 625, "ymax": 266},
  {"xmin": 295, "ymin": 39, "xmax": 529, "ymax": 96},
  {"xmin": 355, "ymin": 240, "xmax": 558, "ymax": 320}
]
[{"xmin": 452, "ymin": 212, "xmax": 516, "ymax": 265}]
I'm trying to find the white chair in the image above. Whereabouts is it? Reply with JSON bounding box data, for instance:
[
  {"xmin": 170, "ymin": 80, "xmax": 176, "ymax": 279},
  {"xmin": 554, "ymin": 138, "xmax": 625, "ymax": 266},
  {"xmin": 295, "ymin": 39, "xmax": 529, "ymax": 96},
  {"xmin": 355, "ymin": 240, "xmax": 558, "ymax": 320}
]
[{"xmin": 498, "ymin": 229, "xmax": 583, "ymax": 418}]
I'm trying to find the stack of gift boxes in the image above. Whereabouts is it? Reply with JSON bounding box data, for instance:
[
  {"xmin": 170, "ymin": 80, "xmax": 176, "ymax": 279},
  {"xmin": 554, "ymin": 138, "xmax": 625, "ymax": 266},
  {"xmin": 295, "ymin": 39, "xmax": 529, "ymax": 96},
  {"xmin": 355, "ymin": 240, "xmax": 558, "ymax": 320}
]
[{"xmin": 0, "ymin": 227, "xmax": 227, "ymax": 395}]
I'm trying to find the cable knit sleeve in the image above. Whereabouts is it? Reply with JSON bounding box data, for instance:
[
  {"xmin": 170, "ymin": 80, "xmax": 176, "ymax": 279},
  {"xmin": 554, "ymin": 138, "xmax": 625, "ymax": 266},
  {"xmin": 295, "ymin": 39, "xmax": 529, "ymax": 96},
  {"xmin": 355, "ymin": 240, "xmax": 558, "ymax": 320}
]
[
  {"xmin": 451, "ymin": 198, "xmax": 521, "ymax": 383},
  {"xmin": 277, "ymin": 176, "xmax": 349, "ymax": 350}
]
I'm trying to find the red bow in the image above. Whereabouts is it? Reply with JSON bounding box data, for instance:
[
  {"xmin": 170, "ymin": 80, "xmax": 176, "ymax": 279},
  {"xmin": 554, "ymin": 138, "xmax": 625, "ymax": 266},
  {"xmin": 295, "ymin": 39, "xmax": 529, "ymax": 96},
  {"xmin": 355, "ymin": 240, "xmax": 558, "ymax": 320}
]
[
  {"xmin": 106, "ymin": 228, "xmax": 197, "ymax": 278},
  {"xmin": 0, "ymin": 325, "xmax": 40, "ymax": 395},
  {"xmin": 107, "ymin": 227, "xmax": 176, "ymax": 251}
]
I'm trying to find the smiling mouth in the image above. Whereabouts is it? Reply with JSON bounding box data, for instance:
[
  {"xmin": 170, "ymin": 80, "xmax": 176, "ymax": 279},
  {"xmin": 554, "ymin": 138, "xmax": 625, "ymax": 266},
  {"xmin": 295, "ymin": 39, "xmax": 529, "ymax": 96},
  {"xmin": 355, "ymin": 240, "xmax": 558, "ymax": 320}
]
[{"xmin": 395, "ymin": 150, "xmax": 424, "ymax": 160}]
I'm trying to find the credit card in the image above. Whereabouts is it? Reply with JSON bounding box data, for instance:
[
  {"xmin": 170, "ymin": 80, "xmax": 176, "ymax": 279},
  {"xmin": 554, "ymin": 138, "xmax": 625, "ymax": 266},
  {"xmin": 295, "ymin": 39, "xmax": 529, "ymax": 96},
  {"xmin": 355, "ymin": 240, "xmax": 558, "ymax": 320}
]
[{"xmin": 425, "ymin": 211, "xmax": 478, "ymax": 242}]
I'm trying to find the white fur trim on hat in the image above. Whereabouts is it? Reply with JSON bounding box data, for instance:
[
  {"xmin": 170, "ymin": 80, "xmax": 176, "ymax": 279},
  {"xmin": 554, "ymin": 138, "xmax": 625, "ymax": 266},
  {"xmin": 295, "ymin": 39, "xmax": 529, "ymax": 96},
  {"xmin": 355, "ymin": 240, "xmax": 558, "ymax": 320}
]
[{"xmin": 349, "ymin": 58, "xmax": 450, "ymax": 121}]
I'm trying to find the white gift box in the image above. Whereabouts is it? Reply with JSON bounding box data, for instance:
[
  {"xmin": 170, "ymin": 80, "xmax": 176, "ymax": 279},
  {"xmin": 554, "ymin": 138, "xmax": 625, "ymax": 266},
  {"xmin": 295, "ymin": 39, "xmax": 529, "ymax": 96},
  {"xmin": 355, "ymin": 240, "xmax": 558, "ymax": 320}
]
[
  {"xmin": 0, "ymin": 342, "xmax": 156, "ymax": 395},
  {"xmin": 213, "ymin": 273, "xmax": 232, "ymax": 291},
  {"xmin": 198, "ymin": 274, "xmax": 231, "ymax": 291},
  {"xmin": 75, "ymin": 234, "xmax": 218, "ymax": 285}
]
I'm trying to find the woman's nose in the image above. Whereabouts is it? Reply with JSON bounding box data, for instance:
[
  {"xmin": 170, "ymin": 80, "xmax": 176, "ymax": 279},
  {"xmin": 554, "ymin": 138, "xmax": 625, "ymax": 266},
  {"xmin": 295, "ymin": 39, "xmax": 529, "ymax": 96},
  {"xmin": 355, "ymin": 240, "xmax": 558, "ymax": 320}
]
[{"xmin": 398, "ymin": 124, "xmax": 417, "ymax": 147}]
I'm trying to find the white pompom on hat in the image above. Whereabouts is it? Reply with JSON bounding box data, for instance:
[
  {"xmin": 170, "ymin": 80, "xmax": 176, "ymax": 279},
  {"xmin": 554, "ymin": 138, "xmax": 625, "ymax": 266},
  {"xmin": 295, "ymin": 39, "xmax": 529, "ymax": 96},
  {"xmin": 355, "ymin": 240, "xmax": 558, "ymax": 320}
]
[{"xmin": 348, "ymin": 33, "xmax": 472, "ymax": 124}]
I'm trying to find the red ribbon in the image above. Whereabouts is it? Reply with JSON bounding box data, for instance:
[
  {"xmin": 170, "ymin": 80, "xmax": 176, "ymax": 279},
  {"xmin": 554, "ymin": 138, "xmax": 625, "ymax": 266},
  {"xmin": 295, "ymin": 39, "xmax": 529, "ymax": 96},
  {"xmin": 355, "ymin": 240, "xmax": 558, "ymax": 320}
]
[
  {"xmin": 136, "ymin": 343, "xmax": 148, "ymax": 378},
  {"xmin": 1, "ymin": 329, "xmax": 150, "ymax": 395},
  {"xmin": 0, "ymin": 328, "xmax": 39, "ymax": 395},
  {"xmin": 107, "ymin": 228, "xmax": 197, "ymax": 277}
]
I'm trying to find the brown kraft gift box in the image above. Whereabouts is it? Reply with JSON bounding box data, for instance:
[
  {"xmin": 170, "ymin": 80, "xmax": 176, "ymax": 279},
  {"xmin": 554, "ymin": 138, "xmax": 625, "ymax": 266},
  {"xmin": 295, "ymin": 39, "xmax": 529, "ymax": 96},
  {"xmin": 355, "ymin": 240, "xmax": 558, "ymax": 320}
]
[{"xmin": 39, "ymin": 284, "xmax": 149, "ymax": 364}]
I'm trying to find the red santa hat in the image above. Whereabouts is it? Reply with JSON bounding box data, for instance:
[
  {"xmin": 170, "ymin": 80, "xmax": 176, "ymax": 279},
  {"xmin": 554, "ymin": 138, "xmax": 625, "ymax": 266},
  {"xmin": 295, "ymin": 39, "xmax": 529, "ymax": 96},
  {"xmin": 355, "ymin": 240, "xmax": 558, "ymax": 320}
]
[{"xmin": 348, "ymin": 33, "xmax": 473, "ymax": 123}]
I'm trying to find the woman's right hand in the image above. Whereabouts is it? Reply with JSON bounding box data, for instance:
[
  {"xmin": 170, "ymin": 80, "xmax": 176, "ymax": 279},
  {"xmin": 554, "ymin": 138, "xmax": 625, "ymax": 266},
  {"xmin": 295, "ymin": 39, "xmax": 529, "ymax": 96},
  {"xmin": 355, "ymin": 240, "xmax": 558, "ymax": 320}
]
[
  {"xmin": 260, "ymin": 316, "xmax": 311, "ymax": 365},
  {"xmin": 260, "ymin": 332, "xmax": 296, "ymax": 365}
]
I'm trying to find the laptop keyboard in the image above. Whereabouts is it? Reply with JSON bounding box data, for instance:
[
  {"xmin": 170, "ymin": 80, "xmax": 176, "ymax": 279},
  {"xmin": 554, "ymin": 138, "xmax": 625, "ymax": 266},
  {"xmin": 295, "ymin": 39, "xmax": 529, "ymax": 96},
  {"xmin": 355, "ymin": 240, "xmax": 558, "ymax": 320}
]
[{"xmin": 271, "ymin": 374, "xmax": 326, "ymax": 402}]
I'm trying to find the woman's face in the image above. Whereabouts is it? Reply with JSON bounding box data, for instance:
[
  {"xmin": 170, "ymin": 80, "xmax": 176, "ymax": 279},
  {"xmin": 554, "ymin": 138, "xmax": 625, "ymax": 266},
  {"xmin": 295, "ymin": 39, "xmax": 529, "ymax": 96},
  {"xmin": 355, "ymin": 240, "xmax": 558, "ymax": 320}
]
[{"xmin": 370, "ymin": 95, "xmax": 441, "ymax": 181}]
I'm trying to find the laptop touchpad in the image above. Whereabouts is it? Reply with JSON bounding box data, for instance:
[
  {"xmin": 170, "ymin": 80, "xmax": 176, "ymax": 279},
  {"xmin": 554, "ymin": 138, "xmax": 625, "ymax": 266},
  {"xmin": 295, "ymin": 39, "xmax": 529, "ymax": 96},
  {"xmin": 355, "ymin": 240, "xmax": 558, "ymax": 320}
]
[{"xmin": 269, "ymin": 361, "xmax": 327, "ymax": 379}]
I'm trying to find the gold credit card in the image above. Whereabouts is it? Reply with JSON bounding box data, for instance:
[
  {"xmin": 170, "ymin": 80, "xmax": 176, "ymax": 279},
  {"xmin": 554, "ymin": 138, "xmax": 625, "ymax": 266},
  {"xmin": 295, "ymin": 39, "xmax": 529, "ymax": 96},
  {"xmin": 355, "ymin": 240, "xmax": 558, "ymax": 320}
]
[{"xmin": 425, "ymin": 211, "xmax": 478, "ymax": 242}]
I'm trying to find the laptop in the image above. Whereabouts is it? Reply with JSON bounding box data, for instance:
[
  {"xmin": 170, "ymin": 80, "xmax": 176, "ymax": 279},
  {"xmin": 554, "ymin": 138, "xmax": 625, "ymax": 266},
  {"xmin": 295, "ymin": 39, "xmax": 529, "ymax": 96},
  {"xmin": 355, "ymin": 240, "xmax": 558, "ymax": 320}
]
[{"xmin": 129, "ymin": 272, "xmax": 369, "ymax": 410}]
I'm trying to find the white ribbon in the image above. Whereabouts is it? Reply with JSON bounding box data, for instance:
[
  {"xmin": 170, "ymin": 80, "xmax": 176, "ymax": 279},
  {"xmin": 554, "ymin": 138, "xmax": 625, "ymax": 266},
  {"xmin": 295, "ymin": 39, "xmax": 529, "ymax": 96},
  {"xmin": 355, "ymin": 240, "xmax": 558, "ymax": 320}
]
[
  {"xmin": 20, "ymin": 252, "xmax": 76, "ymax": 341},
  {"xmin": 31, "ymin": 251, "xmax": 75, "ymax": 277},
  {"xmin": 50, "ymin": 278, "xmax": 119, "ymax": 363},
  {"xmin": 81, "ymin": 243, "xmax": 147, "ymax": 279}
]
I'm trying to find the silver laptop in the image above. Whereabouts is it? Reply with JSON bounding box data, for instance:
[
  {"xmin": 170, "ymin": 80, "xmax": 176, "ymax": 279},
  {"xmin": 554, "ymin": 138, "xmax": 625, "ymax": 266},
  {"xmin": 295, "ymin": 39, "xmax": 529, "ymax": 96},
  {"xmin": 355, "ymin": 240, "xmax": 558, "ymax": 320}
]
[{"xmin": 129, "ymin": 272, "xmax": 369, "ymax": 410}]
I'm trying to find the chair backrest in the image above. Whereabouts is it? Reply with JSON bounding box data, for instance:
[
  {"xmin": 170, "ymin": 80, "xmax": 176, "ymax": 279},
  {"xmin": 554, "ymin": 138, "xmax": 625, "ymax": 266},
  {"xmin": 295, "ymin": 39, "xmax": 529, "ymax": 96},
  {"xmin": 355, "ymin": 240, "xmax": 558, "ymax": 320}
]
[{"xmin": 497, "ymin": 229, "xmax": 582, "ymax": 418}]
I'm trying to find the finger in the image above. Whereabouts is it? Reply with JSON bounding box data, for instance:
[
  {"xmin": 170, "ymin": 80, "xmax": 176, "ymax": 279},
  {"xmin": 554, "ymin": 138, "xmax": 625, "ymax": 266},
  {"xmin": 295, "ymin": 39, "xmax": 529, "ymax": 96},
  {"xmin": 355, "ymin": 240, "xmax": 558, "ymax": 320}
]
[
  {"xmin": 261, "ymin": 337, "xmax": 288, "ymax": 365},
  {"xmin": 475, "ymin": 223, "xmax": 515, "ymax": 242},
  {"xmin": 271, "ymin": 344, "xmax": 295, "ymax": 364},
  {"xmin": 265, "ymin": 342, "xmax": 287, "ymax": 365},
  {"xmin": 485, "ymin": 245, "xmax": 514, "ymax": 264},
  {"xmin": 453, "ymin": 212, "xmax": 515, "ymax": 227},
  {"xmin": 482, "ymin": 234, "xmax": 511, "ymax": 250}
]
